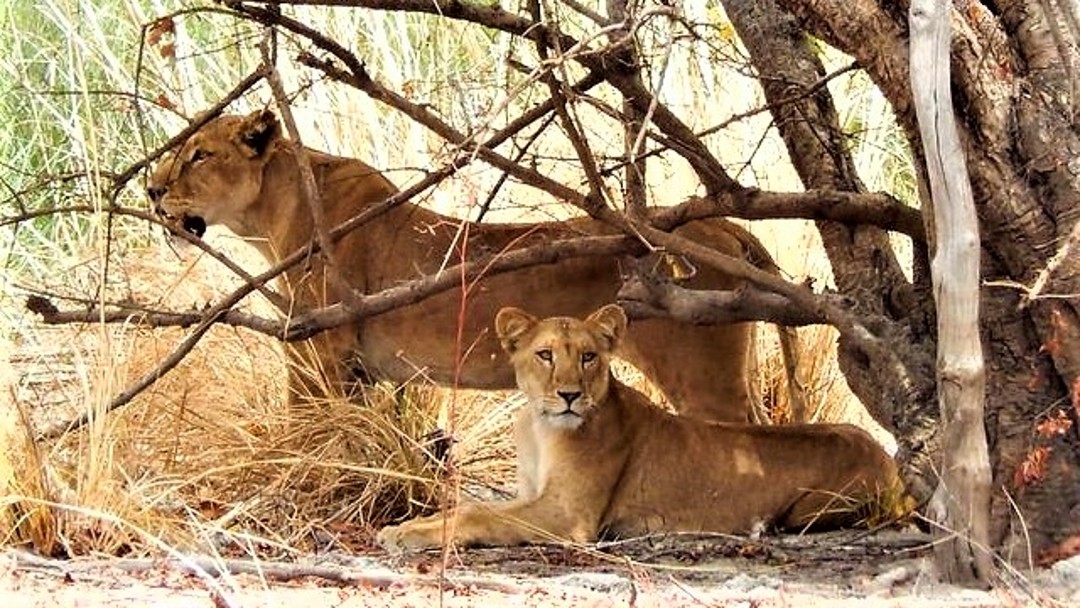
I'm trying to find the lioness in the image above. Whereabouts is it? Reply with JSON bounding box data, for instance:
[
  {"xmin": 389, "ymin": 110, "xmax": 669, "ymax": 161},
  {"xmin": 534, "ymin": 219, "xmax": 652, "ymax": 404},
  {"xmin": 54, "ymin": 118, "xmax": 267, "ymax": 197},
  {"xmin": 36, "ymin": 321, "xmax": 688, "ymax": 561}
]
[
  {"xmin": 377, "ymin": 305, "xmax": 902, "ymax": 551},
  {"xmin": 149, "ymin": 110, "xmax": 752, "ymax": 421}
]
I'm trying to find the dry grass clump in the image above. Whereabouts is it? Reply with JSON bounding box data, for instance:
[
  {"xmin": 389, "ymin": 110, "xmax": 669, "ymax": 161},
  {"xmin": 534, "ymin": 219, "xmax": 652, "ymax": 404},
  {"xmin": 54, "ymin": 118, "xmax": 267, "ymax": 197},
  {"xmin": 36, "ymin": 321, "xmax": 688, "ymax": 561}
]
[
  {"xmin": 6, "ymin": 321, "xmax": 517, "ymax": 557},
  {"xmin": 1, "ymin": 352, "xmax": 60, "ymax": 555},
  {"xmin": 2, "ymin": 242, "xmax": 516, "ymax": 556}
]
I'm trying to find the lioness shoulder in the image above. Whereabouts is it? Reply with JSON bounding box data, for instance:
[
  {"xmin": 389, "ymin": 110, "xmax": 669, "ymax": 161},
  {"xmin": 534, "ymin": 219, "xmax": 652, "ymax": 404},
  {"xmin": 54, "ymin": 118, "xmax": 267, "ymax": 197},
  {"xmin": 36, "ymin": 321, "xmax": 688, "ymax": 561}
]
[{"xmin": 378, "ymin": 305, "xmax": 905, "ymax": 551}]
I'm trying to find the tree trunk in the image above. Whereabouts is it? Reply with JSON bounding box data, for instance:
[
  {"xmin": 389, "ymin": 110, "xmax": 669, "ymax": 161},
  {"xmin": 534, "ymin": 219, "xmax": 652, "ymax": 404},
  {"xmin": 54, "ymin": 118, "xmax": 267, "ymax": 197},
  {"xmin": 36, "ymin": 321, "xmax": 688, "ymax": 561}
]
[
  {"xmin": 723, "ymin": 0, "xmax": 938, "ymax": 492},
  {"xmin": 909, "ymin": 0, "xmax": 993, "ymax": 585},
  {"xmin": 773, "ymin": 0, "xmax": 1080, "ymax": 566}
]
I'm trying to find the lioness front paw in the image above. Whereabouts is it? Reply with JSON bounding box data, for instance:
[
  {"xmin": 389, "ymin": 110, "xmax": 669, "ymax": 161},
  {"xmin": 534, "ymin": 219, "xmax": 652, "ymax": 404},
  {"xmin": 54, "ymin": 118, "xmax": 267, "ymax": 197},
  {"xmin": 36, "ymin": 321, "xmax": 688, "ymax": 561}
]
[{"xmin": 377, "ymin": 522, "xmax": 442, "ymax": 553}]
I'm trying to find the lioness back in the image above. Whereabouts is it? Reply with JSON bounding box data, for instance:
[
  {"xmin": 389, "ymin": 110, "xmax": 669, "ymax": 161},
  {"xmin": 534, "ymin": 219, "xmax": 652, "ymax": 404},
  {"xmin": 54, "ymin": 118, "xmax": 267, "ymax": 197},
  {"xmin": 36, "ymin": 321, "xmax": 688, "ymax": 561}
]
[
  {"xmin": 605, "ymin": 401, "xmax": 900, "ymax": 535},
  {"xmin": 377, "ymin": 305, "xmax": 904, "ymax": 551}
]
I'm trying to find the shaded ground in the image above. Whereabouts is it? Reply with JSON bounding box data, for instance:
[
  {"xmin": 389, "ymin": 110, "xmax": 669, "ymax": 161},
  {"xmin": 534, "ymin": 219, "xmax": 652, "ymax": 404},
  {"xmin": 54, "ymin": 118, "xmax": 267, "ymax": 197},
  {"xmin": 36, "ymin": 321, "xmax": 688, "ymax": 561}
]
[{"xmin": 4, "ymin": 530, "xmax": 1076, "ymax": 607}]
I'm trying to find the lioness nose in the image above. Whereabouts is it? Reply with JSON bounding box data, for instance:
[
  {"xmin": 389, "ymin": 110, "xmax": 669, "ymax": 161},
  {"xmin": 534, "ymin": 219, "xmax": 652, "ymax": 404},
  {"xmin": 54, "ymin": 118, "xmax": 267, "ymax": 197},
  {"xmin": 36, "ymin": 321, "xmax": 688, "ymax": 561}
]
[
  {"xmin": 147, "ymin": 185, "xmax": 167, "ymax": 203},
  {"xmin": 557, "ymin": 391, "xmax": 582, "ymax": 407}
]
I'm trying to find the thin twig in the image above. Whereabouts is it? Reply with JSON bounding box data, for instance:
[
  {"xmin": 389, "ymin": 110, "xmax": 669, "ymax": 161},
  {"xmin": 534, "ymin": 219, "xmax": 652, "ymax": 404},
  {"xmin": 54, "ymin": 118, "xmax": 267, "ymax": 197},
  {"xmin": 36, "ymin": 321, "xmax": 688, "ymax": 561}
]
[
  {"xmin": 260, "ymin": 36, "xmax": 353, "ymax": 303},
  {"xmin": 529, "ymin": 0, "xmax": 608, "ymax": 216},
  {"xmin": 4, "ymin": 204, "xmax": 289, "ymax": 311},
  {"xmin": 109, "ymin": 68, "xmax": 267, "ymax": 196},
  {"xmin": 9, "ymin": 550, "xmax": 525, "ymax": 594},
  {"xmin": 294, "ymin": 52, "xmax": 586, "ymax": 206}
]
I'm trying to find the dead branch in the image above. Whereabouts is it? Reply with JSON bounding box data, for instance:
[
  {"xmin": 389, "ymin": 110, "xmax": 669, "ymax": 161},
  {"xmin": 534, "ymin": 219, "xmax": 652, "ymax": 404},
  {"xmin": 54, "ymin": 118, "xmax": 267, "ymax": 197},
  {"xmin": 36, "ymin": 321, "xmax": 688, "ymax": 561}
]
[
  {"xmin": 233, "ymin": 0, "xmax": 741, "ymax": 195},
  {"xmin": 9, "ymin": 549, "xmax": 525, "ymax": 594},
  {"xmin": 290, "ymin": 53, "xmax": 585, "ymax": 206},
  {"xmin": 530, "ymin": 0, "xmax": 609, "ymax": 216},
  {"xmin": 240, "ymin": 2, "xmax": 922, "ymax": 241},
  {"xmin": 606, "ymin": 0, "xmax": 651, "ymax": 220},
  {"xmin": 34, "ymin": 258, "xmax": 275, "ymax": 440},
  {"xmin": 628, "ymin": 220, "xmax": 922, "ymax": 415},
  {"xmin": 1025, "ymin": 215, "xmax": 1080, "ymax": 306},
  {"xmin": 261, "ymin": 38, "xmax": 353, "ymax": 303},
  {"xmin": 673, "ymin": 192, "xmax": 924, "ymax": 241},
  {"xmin": 31, "ymin": 225, "xmax": 795, "ymax": 343},
  {"xmin": 910, "ymin": 0, "xmax": 993, "ymax": 586},
  {"xmin": 27, "ymin": 233, "xmax": 631, "ymax": 334},
  {"xmin": 26, "ymin": 295, "xmax": 279, "ymax": 334},
  {"xmin": 274, "ymin": 6, "xmax": 922, "ymax": 241},
  {"xmin": 617, "ymin": 269, "xmax": 833, "ymax": 327},
  {"xmin": 29, "ymin": 207, "xmax": 876, "ymax": 357}
]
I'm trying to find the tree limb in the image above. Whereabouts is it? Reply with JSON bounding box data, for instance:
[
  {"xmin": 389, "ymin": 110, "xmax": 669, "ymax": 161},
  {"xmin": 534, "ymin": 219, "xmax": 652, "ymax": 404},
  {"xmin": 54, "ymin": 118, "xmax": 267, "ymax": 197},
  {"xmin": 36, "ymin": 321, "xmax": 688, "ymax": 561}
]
[
  {"xmin": 232, "ymin": 0, "xmax": 743, "ymax": 195},
  {"xmin": 617, "ymin": 268, "xmax": 835, "ymax": 327},
  {"xmin": 672, "ymin": 191, "xmax": 923, "ymax": 241},
  {"xmin": 628, "ymin": 219, "xmax": 922, "ymax": 430}
]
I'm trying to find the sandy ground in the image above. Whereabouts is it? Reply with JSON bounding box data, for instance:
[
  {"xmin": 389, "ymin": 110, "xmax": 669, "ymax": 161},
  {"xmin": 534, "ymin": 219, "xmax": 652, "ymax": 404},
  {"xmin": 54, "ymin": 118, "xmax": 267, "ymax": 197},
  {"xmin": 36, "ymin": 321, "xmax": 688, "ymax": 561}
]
[{"xmin": 3, "ymin": 531, "xmax": 1076, "ymax": 607}]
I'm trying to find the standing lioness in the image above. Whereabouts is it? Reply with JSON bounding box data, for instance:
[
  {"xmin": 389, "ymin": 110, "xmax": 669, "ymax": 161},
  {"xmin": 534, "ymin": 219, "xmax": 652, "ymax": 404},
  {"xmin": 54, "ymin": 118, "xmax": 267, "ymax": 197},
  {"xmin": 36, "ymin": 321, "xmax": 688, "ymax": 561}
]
[
  {"xmin": 148, "ymin": 110, "xmax": 754, "ymax": 421},
  {"xmin": 377, "ymin": 305, "xmax": 902, "ymax": 551}
]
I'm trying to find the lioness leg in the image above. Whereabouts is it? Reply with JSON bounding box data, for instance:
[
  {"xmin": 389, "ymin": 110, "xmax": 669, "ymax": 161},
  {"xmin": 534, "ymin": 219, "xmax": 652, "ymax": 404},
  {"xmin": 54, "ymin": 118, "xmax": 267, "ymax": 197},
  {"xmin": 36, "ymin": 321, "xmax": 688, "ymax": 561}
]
[
  {"xmin": 283, "ymin": 326, "xmax": 369, "ymax": 406},
  {"xmin": 778, "ymin": 485, "xmax": 873, "ymax": 531},
  {"xmin": 378, "ymin": 500, "xmax": 596, "ymax": 551},
  {"xmin": 622, "ymin": 319, "xmax": 753, "ymax": 422}
]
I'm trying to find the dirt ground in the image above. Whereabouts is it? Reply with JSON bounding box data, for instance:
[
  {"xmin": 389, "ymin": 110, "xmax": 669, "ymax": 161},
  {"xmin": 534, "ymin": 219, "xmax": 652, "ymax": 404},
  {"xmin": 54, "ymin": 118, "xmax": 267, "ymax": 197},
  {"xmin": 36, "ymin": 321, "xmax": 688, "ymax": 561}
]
[{"xmin": 3, "ymin": 530, "xmax": 1076, "ymax": 607}]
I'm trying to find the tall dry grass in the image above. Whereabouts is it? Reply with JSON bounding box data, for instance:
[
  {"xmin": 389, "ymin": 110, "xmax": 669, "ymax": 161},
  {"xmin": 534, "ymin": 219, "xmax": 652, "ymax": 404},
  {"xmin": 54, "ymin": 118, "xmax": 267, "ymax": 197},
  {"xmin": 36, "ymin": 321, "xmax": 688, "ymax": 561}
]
[
  {"xmin": 1, "ymin": 2, "xmax": 913, "ymax": 556},
  {"xmin": 4, "ymin": 243, "xmax": 517, "ymax": 555}
]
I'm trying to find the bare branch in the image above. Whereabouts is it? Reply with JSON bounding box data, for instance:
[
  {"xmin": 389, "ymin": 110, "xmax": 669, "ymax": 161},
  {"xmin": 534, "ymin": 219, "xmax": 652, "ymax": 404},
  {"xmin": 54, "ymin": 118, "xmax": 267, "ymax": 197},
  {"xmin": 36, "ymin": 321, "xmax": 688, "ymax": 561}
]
[
  {"xmin": 109, "ymin": 68, "xmax": 266, "ymax": 196},
  {"xmin": 28, "ymin": 233, "xmax": 631, "ymax": 341},
  {"xmin": 529, "ymin": 0, "xmax": 608, "ymax": 216},
  {"xmin": 233, "ymin": 0, "xmax": 742, "ymax": 195},
  {"xmin": 261, "ymin": 36, "xmax": 353, "ymax": 302},
  {"xmin": 290, "ymin": 53, "xmax": 586, "ymax": 208},
  {"xmin": 911, "ymin": 0, "xmax": 992, "ymax": 585},
  {"xmin": 38, "ymin": 305, "xmax": 232, "ymax": 440},
  {"xmin": 628, "ymin": 219, "xmax": 921, "ymax": 412},
  {"xmin": 604, "ymin": 0, "xmax": 649, "ymax": 218},
  {"xmin": 3, "ymin": 204, "xmax": 289, "ymax": 311},
  {"xmin": 656, "ymin": 192, "xmax": 924, "ymax": 241},
  {"xmin": 617, "ymin": 270, "xmax": 832, "ymax": 327}
]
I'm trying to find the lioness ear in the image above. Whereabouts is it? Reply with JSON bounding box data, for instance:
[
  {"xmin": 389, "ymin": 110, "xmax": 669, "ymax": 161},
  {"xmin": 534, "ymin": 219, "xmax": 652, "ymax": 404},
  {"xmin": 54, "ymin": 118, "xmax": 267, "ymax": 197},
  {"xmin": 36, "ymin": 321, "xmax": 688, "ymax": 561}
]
[
  {"xmin": 495, "ymin": 307, "xmax": 538, "ymax": 355},
  {"xmin": 236, "ymin": 110, "xmax": 279, "ymax": 158},
  {"xmin": 586, "ymin": 304, "xmax": 627, "ymax": 352}
]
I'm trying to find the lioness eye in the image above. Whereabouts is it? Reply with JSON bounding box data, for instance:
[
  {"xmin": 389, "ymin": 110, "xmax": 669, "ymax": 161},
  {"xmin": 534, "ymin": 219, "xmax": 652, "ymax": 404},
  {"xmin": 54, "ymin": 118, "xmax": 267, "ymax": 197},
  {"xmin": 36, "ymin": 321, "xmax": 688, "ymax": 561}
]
[
  {"xmin": 582, "ymin": 352, "xmax": 597, "ymax": 364},
  {"xmin": 536, "ymin": 349, "xmax": 553, "ymax": 362},
  {"xmin": 191, "ymin": 149, "xmax": 211, "ymax": 162}
]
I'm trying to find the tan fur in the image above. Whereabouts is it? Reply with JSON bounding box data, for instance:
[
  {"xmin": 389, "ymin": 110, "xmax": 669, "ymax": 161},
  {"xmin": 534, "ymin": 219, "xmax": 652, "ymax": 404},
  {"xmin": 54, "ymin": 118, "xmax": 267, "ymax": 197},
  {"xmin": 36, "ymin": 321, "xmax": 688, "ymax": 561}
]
[
  {"xmin": 149, "ymin": 111, "xmax": 753, "ymax": 421},
  {"xmin": 377, "ymin": 305, "xmax": 902, "ymax": 551}
]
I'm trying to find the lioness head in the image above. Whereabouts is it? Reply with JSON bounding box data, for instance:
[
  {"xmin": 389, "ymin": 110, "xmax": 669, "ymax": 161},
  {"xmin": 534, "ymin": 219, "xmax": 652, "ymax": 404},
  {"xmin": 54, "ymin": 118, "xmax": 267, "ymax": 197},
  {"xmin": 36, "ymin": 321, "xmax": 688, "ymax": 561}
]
[
  {"xmin": 495, "ymin": 304, "xmax": 627, "ymax": 430},
  {"xmin": 148, "ymin": 110, "xmax": 282, "ymax": 237}
]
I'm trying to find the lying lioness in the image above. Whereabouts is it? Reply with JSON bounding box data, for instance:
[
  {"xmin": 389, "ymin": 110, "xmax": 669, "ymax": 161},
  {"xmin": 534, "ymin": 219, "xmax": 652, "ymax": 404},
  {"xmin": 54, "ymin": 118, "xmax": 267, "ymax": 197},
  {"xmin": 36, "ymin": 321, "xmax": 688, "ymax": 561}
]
[
  {"xmin": 377, "ymin": 305, "xmax": 902, "ymax": 551},
  {"xmin": 148, "ymin": 110, "xmax": 755, "ymax": 421}
]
